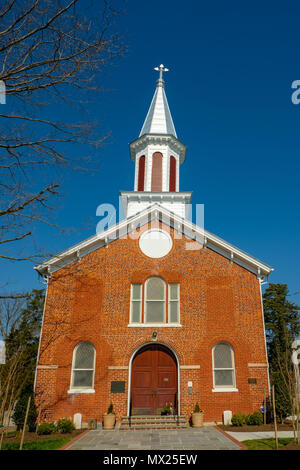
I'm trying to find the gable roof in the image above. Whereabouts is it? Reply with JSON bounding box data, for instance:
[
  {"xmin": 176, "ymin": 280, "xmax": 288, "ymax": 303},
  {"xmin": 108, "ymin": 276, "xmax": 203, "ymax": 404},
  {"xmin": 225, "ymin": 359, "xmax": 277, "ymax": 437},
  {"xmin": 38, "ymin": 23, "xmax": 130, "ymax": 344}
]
[{"xmin": 35, "ymin": 204, "xmax": 273, "ymax": 280}]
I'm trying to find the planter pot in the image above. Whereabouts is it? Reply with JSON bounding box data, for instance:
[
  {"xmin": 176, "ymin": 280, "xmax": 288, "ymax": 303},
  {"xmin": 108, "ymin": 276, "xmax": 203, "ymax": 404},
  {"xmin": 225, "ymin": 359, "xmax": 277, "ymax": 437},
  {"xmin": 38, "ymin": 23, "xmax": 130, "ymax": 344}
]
[
  {"xmin": 103, "ymin": 413, "xmax": 116, "ymax": 430},
  {"xmin": 192, "ymin": 412, "xmax": 204, "ymax": 428}
]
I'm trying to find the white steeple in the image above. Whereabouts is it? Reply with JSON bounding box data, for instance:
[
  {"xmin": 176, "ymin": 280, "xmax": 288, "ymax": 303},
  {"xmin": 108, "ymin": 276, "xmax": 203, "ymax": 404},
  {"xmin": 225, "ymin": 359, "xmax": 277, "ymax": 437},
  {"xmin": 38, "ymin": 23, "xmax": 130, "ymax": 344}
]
[
  {"xmin": 121, "ymin": 64, "xmax": 191, "ymax": 220},
  {"xmin": 139, "ymin": 65, "xmax": 177, "ymax": 137}
]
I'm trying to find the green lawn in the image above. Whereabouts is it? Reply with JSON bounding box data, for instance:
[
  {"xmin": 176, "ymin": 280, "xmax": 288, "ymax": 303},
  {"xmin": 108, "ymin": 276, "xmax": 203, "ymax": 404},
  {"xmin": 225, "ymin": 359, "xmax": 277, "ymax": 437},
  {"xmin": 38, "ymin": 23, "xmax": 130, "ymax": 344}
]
[
  {"xmin": 1, "ymin": 437, "xmax": 72, "ymax": 450},
  {"xmin": 242, "ymin": 438, "xmax": 294, "ymax": 450}
]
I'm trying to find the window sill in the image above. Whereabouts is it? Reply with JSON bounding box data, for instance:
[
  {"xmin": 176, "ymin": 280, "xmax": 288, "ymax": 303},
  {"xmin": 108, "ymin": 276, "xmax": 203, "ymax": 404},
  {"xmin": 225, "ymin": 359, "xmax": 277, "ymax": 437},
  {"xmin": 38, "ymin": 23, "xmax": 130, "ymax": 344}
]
[
  {"xmin": 67, "ymin": 389, "xmax": 95, "ymax": 394},
  {"xmin": 128, "ymin": 323, "xmax": 182, "ymax": 328},
  {"xmin": 212, "ymin": 388, "xmax": 238, "ymax": 393}
]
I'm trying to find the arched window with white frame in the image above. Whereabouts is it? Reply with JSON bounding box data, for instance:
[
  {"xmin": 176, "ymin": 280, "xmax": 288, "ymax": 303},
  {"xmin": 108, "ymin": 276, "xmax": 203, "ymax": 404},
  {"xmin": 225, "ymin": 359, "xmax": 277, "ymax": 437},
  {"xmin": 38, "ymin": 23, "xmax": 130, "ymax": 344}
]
[
  {"xmin": 145, "ymin": 276, "xmax": 166, "ymax": 323},
  {"xmin": 70, "ymin": 341, "xmax": 96, "ymax": 390},
  {"xmin": 212, "ymin": 342, "xmax": 236, "ymax": 389}
]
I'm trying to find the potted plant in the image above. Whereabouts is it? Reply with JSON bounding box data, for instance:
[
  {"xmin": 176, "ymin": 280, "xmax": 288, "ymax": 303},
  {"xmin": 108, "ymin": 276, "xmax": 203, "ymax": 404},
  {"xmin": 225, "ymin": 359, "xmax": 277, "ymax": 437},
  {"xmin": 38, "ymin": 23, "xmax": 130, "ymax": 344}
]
[
  {"xmin": 103, "ymin": 402, "xmax": 116, "ymax": 430},
  {"xmin": 161, "ymin": 402, "xmax": 173, "ymax": 416},
  {"xmin": 191, "ymin": 402, "xmax": 204, "ymax": 428}
]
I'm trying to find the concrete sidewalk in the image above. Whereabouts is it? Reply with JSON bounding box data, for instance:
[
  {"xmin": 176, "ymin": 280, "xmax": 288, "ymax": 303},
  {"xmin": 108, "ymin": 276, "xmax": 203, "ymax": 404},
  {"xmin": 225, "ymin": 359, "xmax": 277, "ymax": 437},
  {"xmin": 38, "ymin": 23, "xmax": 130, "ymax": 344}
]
[
  {"xmin": 226, "ymin": 431, "xmax": 295, "ymax": 441},
  {"xmin": 66, "ymin": 426, "xmax": 241, "ymax": 450}
]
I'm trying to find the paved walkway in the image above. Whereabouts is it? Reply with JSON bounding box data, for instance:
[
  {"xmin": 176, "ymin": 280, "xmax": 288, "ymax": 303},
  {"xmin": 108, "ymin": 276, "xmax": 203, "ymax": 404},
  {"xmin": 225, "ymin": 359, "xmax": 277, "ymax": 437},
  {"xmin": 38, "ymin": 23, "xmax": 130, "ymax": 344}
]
[
  {"xmin": 67, "ymin": 426, "xmax": 241, "ymax": 450},
  {"xmin": 227, "ymin": 431, "xmax": 295, "ymax": 441}
]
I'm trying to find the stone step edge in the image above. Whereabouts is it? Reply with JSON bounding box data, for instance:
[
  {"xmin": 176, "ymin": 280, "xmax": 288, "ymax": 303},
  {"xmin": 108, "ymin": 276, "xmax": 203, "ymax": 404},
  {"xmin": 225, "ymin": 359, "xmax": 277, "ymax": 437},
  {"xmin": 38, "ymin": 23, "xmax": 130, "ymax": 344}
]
[
  {"xmin": 121, "ymin": 416, "xmax": 186, "ymax": 420},
  {"xmin": 120, "ymin": 426, "xmax": 188, "ymax": 430}
]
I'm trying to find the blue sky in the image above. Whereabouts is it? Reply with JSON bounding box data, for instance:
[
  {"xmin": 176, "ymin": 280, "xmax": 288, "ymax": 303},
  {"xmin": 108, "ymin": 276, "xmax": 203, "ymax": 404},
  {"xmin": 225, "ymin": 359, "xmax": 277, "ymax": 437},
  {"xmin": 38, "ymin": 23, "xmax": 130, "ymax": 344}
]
[{"xmin": 2, "ymin": 0, "xmax": 300, "ymax": 304}]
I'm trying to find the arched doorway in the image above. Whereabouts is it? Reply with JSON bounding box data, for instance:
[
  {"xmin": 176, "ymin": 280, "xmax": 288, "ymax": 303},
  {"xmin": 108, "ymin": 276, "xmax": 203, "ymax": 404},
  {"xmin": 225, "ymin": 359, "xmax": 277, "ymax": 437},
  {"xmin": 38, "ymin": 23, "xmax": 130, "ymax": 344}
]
[{"xmin": 130, "ymin": 344, "xmax": 178, "ymax": 415}]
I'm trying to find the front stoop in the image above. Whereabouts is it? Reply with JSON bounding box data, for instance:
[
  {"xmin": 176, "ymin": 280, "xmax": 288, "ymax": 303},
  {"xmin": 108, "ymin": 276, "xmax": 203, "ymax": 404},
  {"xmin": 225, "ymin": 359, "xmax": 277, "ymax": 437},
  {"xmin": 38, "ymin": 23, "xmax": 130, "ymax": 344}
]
[{"xmin": 120, "ymin": 415, "xmax": 188, "ymax": 430}]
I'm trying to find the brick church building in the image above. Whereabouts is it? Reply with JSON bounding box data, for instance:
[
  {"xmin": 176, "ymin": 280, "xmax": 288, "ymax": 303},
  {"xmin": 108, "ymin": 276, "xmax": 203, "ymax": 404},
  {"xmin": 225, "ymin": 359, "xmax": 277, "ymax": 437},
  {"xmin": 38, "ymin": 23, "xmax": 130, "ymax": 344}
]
[{"xmin": 34, "ymin": 65, "xmax": 273, "ymax": 426}]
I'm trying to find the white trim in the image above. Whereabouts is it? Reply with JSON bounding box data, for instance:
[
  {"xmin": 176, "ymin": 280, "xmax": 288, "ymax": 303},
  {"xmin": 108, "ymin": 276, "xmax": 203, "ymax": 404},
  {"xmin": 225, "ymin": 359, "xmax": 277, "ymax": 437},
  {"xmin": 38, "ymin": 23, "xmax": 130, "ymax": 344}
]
[
  {"xmin": 258, "ymin": 278, "xmax": 271, "ymax": 394},
  {"xmin": 130, "ymin": 283, "xmax": 142, "ymax": 323},
  {"xmin": 127, "ymin": 342, "xmax": 180, "ymax": 416},
  {"xmin": 212, "ymin": 342, "xmax": 236, "ymax": 389},
  {"xmin": 67, "ymin": 389, "xmax": 95, "ymax": 394},
  {"xmin": 168, "ymin": 283, "xmax": 180, "ymax": 324},
  {"xmin": 34, "ymin": 282, "xmax": 49, "ymax": 392},
  {"xmin": 70, "ymin": 341, "xmax": 96, "ymax": 391},
  {"xmin": 212, "ymin": 388, "xmax": 238, "ymax": 393},
  {"xmin": 144, "ymin": 276, "xmax": 166, "ymax": 324},
  {"xmin": 35, "ymin": 204, "xmax": 273, "ymax": 278}
]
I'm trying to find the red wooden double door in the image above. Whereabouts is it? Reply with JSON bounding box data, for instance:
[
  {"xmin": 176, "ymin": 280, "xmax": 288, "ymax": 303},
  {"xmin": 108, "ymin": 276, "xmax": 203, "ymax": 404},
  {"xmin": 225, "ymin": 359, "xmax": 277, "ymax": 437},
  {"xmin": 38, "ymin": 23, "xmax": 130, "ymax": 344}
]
[{"xmin": 131, "ymin": 344, "xmax": 178, "ymax": 415}]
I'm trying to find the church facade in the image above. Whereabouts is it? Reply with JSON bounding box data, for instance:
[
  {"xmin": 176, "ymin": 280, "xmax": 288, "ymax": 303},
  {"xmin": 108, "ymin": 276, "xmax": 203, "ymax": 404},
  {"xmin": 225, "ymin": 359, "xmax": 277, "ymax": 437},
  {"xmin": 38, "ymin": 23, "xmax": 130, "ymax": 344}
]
[{"xmin": 34, "ymin": 65, "xmax": 273, "ymax": 425}]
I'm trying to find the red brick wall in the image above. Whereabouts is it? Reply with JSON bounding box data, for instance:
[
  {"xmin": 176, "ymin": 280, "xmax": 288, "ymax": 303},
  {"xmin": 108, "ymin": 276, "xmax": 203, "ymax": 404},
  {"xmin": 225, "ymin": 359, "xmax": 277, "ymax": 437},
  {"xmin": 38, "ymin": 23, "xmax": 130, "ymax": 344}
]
[{"xmin": 35, "ymin": 222, "xmax": 269, "ymax": 424}]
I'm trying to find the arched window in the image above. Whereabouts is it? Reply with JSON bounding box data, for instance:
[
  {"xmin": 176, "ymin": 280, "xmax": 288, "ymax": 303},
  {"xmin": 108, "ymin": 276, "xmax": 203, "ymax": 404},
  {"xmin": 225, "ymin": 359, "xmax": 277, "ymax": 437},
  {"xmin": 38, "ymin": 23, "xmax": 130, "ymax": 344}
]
[
  {"xmin": 145, "ymin": 276, "xmax": 166, "ymax": 323},
  {"xmin": 151, "ymin": 152, "xmax": 163, "ymax": 191},
  {"xmin": 71, "ymin": 341, "xmax": 95, "ymax": 389},
  {"xmin": 212, "ymin": 342, "xmax": 236, "ymax": 388},
  {"xmin": 137, "ymin": 155, "xmax": 145, "ymax": 191},
  {"xmin": 169, "ymin": 156, "xmax": 176, "ymax": 192}
]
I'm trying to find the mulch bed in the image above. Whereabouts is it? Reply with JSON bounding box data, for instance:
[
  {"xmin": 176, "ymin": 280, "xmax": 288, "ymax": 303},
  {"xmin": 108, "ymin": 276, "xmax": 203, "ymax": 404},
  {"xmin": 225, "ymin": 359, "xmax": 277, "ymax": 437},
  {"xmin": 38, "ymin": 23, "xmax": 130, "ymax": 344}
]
[
  {"xmin": 218, "ymin": 423, "xmax": 295, "ymax": 432},
  {"xmin": 278, "ymin": 441, "xmax": 300, "ymax": 450},
  {"xmin": 1, "ymin": 429, "xmax": 83, "ymax": 444}
]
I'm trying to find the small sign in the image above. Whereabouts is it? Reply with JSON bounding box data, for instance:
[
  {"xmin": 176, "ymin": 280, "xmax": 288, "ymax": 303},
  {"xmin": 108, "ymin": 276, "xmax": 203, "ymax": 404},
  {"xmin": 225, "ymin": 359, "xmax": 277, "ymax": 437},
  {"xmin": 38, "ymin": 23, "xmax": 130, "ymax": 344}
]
[
  {"xmin": 163, "ymin": 377, "xmax": 169, "ymax": 382},
  {"xmin": 188, "ymin": 381, "xmax": 193, "ymax": 387},
  {"xmin": 248, "ymin": 378, "xmax": 257, "ymax": 384},
  {"xmin": 110, "ymin": 381, "xmax": 125, "ymax": 393},
  {"xmin": 260, "ymin": 406, "xmax": 264, "ymax": 413},
  {"xmin": 188, "ymin": 388, "xmax": 193, "ymax": 395}
]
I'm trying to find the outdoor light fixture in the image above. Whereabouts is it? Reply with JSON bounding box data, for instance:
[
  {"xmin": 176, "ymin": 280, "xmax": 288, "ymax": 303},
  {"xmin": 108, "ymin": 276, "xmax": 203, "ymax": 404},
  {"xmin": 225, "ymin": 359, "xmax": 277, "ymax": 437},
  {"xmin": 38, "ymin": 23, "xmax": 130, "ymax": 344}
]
[{"xmin": 152, "ymin": 331, "xmax": 158, "ymax": 340}]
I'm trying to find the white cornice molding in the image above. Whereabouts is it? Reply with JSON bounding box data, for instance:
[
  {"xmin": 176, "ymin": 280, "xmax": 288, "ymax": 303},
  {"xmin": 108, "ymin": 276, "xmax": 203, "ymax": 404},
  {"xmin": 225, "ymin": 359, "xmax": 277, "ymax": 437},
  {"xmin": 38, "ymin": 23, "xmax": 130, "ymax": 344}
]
[
  {"xmin": 34, "ymin": 204, "xmax": 273, "ymax": 278},
  {"xmin": 129, "ymin": 134, "xmax": 186, "ymax": 163}
]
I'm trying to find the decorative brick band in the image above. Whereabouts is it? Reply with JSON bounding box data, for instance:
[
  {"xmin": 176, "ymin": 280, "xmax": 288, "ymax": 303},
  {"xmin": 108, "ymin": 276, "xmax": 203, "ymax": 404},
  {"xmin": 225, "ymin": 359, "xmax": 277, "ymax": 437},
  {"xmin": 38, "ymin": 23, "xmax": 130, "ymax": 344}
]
[
  {"xmin": 180, "ymin": 365, "xmax": 200, "ymax": 369},
  {"xmin": 37, "ymin": 365, "xmax": 58, "ymax": 369},
  {"xmin": 108, "ymin": 366, "xmax": 129, "ymax": 370},
  {"xmin": 248, "ymin": 363, "xmax": 268, "ymax": 368}
]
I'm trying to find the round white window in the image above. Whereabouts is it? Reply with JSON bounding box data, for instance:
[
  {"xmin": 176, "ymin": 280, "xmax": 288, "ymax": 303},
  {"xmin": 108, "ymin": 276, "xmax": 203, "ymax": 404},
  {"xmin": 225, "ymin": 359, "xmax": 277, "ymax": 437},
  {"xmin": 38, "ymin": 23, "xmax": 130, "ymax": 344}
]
[{"xmin": 139, "ymin": 229, "xmax": 173, "ymax": 258}]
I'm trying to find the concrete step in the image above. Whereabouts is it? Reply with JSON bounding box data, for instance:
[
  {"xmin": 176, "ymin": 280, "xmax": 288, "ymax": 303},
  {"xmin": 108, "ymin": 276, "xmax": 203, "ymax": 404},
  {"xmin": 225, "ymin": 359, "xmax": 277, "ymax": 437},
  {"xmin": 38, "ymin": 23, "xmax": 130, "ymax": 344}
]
[
  {"xmin": 120, "ymin": 425, "xmax": 188, "ymax": 430},
  {"xmin": 119, "ymin": 415, "xmax": 188, "ymax": 430}
]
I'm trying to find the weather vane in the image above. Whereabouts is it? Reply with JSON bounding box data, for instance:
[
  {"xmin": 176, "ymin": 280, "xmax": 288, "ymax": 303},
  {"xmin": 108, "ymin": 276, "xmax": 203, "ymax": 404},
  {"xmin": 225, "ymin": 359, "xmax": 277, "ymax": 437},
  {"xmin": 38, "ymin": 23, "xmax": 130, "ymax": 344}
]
[{"xmin": 154, "ymin": 64, "xmax": 169, "ymax": 82}]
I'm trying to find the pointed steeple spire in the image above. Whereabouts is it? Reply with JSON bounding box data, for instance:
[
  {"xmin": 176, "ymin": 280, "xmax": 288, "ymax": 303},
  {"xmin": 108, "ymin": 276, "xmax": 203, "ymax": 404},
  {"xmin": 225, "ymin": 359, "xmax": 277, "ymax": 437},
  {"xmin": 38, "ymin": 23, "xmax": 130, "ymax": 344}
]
[{"xmin": 139, "ymin": 64, "xmax": 177, "ymax": 138}]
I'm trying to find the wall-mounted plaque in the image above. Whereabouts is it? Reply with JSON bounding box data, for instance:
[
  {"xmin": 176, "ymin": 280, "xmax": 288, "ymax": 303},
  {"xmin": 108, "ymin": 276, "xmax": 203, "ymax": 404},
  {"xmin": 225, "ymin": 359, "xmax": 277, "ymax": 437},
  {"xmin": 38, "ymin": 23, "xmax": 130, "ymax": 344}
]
[
  {"xmin": 248, "ymin": 378, "xmax": 257, "ymax": 384},
  {"xmin": 110, "ymin": 381, "xmax": 125, "ymax": 393}
]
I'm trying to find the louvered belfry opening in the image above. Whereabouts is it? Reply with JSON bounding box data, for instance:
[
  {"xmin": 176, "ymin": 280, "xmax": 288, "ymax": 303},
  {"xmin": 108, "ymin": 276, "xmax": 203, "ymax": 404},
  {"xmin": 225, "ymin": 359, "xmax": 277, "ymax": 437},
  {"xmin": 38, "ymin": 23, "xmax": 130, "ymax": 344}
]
[
  {"xmin": 137, "ymin": 155, "xmax": 145, "ymax": 191},
  {"xmin": 151, "ymin": 152, "xmax": 163, "ymax": 191},
  {"xmin": 169, "ymin": 156, "xmax": 176, "ymax": 191}
]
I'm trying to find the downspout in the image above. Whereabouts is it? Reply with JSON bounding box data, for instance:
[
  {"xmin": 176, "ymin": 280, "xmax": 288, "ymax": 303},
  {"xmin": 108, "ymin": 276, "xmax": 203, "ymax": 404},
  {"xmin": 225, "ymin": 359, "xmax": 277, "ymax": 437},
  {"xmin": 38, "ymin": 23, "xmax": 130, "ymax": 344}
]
[
  {"xmin": 258, "ymin": 276, "xmax": 271, "ymax": 395},
  {"xmin": 33, "ymin": 271, "xmax": 50, "ymax": 393}
]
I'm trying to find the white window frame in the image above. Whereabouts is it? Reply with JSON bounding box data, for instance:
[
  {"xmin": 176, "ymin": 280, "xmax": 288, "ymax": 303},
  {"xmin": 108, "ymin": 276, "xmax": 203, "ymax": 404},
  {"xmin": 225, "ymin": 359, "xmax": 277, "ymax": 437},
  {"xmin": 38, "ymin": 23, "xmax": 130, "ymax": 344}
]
[
  {"xmin": 70, "ymin": 341, "xmax": 96, "ymax": 392},
  {"xmin": 212, "ymin": 342, "xmax": 237, "ymax": 391},
  {"xmin": 130, "ymin": 283, "xmax": 142, "ymax": 323},
  {"xmin": 168, "ymin": 283, "xmax": 180, "ymax": 324},
  {"xmin": 144, "ymin": 276, "xmax": 166, "ymax": 324}
]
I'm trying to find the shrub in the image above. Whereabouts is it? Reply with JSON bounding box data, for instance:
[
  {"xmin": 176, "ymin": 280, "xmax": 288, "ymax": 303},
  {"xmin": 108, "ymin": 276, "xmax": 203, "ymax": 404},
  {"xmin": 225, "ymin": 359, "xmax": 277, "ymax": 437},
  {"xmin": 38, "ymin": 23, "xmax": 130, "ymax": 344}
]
[
  {"xmin": 231, "ymin": 413, "xmax": 245, "ymax": 427},
  {"xmin": 193, "ymin": 402, "xmax": 204, "ymax": 413},
  {"xmin": 12, "ymin": 394, "xmax": 37, "ymax": 431},
  {"xmin": 107, "ymin": 402, "xmax": 114, "ymax": 414},
  {"xmin": 56, "ymin": 417, "xmax": 75, "ymax": 434},
  {"xmin": 37, "ymin": 422, "xmax": 57, "ymax": 435},
  {"xmin": 245, "ymin": 411, "xmax": 263, "ymax": 426}
]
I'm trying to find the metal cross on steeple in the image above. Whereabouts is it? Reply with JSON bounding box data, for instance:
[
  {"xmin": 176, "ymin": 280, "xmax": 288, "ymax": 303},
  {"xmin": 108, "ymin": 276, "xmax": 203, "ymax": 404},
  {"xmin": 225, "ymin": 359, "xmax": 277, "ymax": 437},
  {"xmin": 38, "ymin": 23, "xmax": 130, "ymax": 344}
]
[{"xmin": 154, "ymin": 64, "xmax": 169, "ymax": 86}]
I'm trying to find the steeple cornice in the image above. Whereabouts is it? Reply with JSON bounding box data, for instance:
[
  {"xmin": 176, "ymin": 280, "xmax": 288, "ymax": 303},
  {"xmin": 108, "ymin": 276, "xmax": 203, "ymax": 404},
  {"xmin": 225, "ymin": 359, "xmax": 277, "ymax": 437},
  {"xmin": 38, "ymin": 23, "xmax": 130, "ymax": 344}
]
[{"xmin": 129, "ymin": 133, "xmax": 186, "ymax": 163}]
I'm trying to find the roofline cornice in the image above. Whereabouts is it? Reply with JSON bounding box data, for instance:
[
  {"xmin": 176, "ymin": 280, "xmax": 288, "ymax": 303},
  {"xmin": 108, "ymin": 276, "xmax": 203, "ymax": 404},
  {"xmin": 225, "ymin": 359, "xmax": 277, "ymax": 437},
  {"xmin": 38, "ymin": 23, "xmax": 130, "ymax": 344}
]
[{"xmin": 34, "ymin": 204, "xmax": 273, "ymax": 279}]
